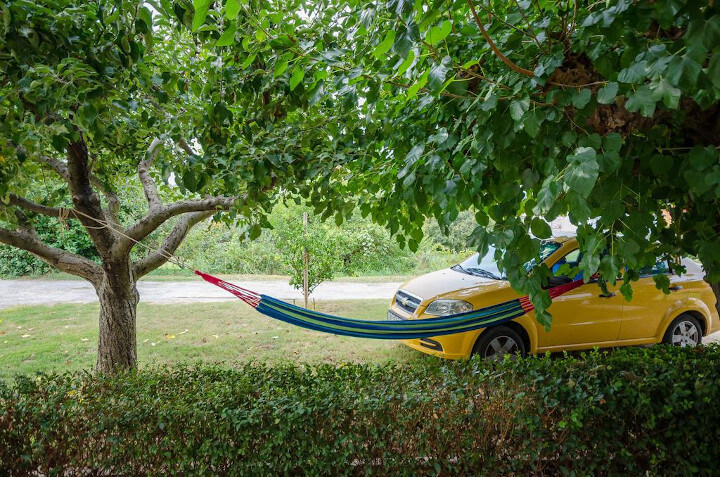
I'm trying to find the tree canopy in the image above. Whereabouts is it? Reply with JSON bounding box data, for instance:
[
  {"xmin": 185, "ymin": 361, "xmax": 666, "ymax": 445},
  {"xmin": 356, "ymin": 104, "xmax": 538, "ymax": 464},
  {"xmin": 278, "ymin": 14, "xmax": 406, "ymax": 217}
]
[
  {"xmin": 193, "ymin": 0, "xmax": 720, "ymax": 325},
  {"xmin": 0, "ymin": 0, "xmax": 361, "ymax": 370},
  {"xmin": 1, "ymin": 0, "xmax": 719, "ymax": 372}
]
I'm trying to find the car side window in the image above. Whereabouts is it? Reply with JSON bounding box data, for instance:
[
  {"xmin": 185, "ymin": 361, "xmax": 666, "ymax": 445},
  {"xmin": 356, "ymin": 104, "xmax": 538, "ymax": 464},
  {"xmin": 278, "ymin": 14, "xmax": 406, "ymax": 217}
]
[
  {"xmin": 552, "ymin": 249, "xmax": 582, "ymax": 279},
  {"xmin": 639, "ymin": 259, "xmax": 670, "ymax": 277}
]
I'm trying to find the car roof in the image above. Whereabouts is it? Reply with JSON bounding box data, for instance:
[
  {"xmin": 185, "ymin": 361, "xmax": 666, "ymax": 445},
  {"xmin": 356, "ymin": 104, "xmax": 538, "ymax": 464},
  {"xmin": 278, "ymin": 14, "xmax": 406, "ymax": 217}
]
[{"xmin": 549, "ymin": 236, "xmax": 577, "ymax": 244}]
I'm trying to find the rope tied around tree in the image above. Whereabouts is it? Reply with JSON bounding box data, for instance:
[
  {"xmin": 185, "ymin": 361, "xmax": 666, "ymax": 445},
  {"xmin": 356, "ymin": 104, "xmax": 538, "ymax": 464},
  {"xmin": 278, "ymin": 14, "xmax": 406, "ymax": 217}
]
[{"xmin": 49, "ymin": 205, "xmax": 586, "ymax": 340}]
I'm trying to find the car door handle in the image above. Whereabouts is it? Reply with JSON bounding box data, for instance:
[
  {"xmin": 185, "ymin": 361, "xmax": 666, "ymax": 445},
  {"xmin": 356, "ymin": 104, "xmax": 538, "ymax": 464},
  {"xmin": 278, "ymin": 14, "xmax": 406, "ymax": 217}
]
[
  {"xmin": 598, "ymin": 292, "xmax": 616, "ymax": 298},
  {"xmin": 669, "ymin": 285, "xmax": 683, "ymax": 291}
]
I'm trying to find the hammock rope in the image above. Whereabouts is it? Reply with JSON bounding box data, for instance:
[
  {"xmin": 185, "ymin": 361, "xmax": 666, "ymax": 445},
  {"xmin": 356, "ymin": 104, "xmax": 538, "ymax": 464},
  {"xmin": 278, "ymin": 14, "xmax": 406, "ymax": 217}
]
[{"xmin": 65, "ymin": 208, "xmax": 584, "ymax": 340}]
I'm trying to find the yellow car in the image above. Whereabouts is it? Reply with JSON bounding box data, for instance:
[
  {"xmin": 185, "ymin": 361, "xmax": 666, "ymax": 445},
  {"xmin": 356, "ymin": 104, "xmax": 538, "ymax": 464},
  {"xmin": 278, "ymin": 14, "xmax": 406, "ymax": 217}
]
[{"xmin": 389, "ymin": 237, "xmax": 720, "ymax": 360}]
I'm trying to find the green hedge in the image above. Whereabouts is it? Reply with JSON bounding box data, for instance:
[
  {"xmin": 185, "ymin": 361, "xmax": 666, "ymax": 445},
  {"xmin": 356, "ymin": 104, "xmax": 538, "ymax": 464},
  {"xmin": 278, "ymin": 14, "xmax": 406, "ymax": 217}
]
[{"xmin": 1, "ymin": 346, "xmax": 719, "ymax": 475}]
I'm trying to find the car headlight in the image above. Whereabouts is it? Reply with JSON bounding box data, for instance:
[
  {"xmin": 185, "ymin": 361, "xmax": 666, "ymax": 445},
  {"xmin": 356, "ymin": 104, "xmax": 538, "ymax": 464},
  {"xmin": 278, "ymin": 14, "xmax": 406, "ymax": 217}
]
[{"xmin": 424, "ymin": 299, "xmax": 473, "ymax": 316}]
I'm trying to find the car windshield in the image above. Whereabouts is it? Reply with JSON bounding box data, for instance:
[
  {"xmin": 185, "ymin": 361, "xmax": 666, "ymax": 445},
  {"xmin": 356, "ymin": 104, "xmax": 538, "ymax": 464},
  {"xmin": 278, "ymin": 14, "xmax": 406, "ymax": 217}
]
[{"xmin": 453, "ymin": 241, "xmax": 562, "ymax": 280}]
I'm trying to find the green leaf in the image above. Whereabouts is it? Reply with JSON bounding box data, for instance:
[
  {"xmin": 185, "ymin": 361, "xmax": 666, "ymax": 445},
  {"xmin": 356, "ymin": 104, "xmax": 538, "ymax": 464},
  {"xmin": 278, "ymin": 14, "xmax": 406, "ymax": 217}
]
[
  {"xmin": 653, "ymin": 274, "xmax": 671, "ymax": 294},
  {"xmin": 182, "ymin": 170, "xmax": 198, "ymax": 192},
  {"xmin": 509, "ymin": 98, "xmax": 530, "ymax": 121},
  {"xmin": 564, "ymin": 147, "xmax": 599, "ymax": 198},
  {"xmin": 79, "ymin": 103, "xmax": 98, "ymax": 126},
  {"xmin": 572, "ymin": 88, "xmax": 591, "ymax": 109},
  {"xmin": 702, "ymin": 15, "xmax": 720, "ymax": 50},
  {"xmin": 274, "ymin": 56, "xmax": 290, "ymax": 77},
  {"xmin": 428, "ymin": 56, "xmax": 451, "ymax": 93},
  {"xmin": 408, "ymin": 238, "xmax": 419, "ymax": 252},
  {"xmin": 216, "ymin": 23, "xmax": 237, "ymax": 46},
  {"xmin": 624, "ymin": 86, "xmax": 656, "ymax": 117},
  {"xmin": 617, "ymin": 61, "xmax": 647, "ymax": 83},
  {"xmin": 650, "ymin": 78, "xmax": 681, "ymax": 109},
  {"xmin": 649, "ymin": 155, "xmax": 673, "ymax": 175},
  {"xmin": 138, "ymin": 7, "xmax": 153, "ymax": 30},
  {"xmin": 708, "ymin": 51, "xmax": 720, "ymax": 89},
  {"xmin": 530, "ymin": 218, "xmax": 552, "ymax": 238},
  {"xmin": 404, "ymin": 144, "xmax": 425, "ymax": 164},
  {"xmin": 524, "ymin": 114, "xmax": 540, "ymax": 138},
  {"xmin": 192, "ymin": 0, "xmax": 213, "ymax": 32},
  {"xmin": 689, "ymin": 146, "xmax": 715, "ymax": 171},
  {"xmin": 596, "ymin": 82, "xmax": 618, "ymax": 104},
  {"xmin": 248, "ymin": 224, "xmax": 262, "ymax": 240},
  {"xmin": 395, "ymin": 50, "xmax": 415, "ymax": 76},
  {"xmin": 225, "ymin": 0, "xmax": 241, "ymax": 20},
  {"xmin": 620, "ymin": 281, "xmax": 633, "ymax": 301},
  {"xmin": 241, "ymin": 53, "xmax": 256, "ymax": 69},
  {"xmin": 534, "ymin": 177, "xmax": 560, "ymax": 214},
  {"xmin": 289, "ymin": 67, "xmax": 305, "ymax": 91},
  {"xmin": 666, "ymin": 55, "xmax": 701, "ymax": 90},
  {"xmin": 426, "ymin": 20, "xmax": 452, "ymax": 45},
  {"xmin": 406, "ymin": 70, "xmax": 429, "ymax": 100},
  {"xmin": 373, "ymin": 30, "xmax": 396, "ymax": 59},
  {"xmin": 567, "ymin": 191, "xmax": 592, "ymax": 223}
]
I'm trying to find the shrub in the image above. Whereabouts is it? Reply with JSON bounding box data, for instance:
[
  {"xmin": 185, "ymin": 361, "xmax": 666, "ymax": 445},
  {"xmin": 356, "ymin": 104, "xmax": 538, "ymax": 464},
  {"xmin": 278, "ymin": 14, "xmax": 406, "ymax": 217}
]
[
  {"xmin": 1, "ymin": 345, "xmax": 719, "ymax": 475},
  {"xmin": 0, "ymin": 214, "xmax": 99, "ymax": 278}
]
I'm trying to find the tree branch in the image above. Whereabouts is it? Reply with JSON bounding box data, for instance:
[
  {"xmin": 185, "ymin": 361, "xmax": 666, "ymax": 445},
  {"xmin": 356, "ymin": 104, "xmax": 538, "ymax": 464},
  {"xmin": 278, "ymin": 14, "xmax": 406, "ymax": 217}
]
[
  {"xmin": 133, "ymin": 210, "xmax": 214, "ymax": 278},
  {"xmin": 138, "ymin": 138, "xmax": 164, "ymax": 212},
  {"xmin": 467, "ymin": 0, "xmax": 535, "ymax": 77},
  {"xmin": 511, "ymin": 0, "xmax": 542, "ymax": 46},
  {"xmin": 177, "ymin": 138, "xmax": 197, "ymax": 157},
  {"xmin": 66, "ymin": 136, "xmax": 117, "ymax": 255},
  {"xmin": 35, "ymin": 154, "xmax": 70, "ymax": 181},
  {"xmin": 7, "ymin": 194, "xmax": 70, "ymax": 219},
  {"xmin": 31, "ymin": 148, "xmax": 120, "ymax": 221},
  {"xmin": 120, "ymin": 196, "xmax": 237, "ymax": 250},
  {"xmin": 0, "ymin": 226, "xmax": 102, "ymax": 283}
]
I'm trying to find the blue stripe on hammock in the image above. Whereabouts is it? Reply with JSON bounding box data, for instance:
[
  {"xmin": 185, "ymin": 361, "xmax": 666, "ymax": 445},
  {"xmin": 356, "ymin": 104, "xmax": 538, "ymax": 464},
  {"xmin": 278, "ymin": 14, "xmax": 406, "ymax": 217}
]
[
  {"xmin": 255, "ymin": 301, "xmax": 527, "ymax": 339},
  {"xmin": 255, "ymin": 298, "xmax": 527, "ymax": 339},
  {"xmin": 259, "ymin": 294, "xmax": 524, "ymax": 327}
]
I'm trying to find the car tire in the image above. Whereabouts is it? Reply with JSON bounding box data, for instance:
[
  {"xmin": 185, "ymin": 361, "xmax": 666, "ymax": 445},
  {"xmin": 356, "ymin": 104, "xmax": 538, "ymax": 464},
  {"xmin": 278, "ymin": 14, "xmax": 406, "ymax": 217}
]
[
  {"xmin": 472, "ymin": 326, "xmax": 527, "ymax": 361},
  {"xmin": 662, "ymin": 314, "xmax": 703, "ymax": 347}
]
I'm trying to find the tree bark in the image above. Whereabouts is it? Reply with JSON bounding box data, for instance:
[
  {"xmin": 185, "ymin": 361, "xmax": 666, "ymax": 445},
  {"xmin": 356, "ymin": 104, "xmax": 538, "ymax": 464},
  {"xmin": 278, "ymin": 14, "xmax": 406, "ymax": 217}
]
[
  {"xmin": 4, "ymin": 135, "xmax": 241, "ymax": 373},
  {"xmin": 95, "ymin": 261, "xmax": 139, "ymax": 373},
  {"xmin": 710, "ymin": 281, "xmax": 720, "ymax": 320}
]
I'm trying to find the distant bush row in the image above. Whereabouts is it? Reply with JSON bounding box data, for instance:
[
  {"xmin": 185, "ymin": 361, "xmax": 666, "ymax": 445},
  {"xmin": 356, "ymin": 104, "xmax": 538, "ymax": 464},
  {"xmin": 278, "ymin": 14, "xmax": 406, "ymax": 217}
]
[
  {"xmin": 0, "ymin": 202, "xmax": 477, "ymax": 278},
  {"xmin": 1, "ymin": 345, "xmax": 718, "ymax": 474}
]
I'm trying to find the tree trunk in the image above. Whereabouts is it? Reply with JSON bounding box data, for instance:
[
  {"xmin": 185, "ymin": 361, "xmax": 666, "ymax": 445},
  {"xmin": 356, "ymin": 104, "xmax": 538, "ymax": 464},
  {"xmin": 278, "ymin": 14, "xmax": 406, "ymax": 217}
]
[
  {"xmin": 95, "ymin": 264, "xmax": 140, "ymax": 373},
  {"xmin": 710, "ymin": 281, "xmax": 720, "ymax": 319}
]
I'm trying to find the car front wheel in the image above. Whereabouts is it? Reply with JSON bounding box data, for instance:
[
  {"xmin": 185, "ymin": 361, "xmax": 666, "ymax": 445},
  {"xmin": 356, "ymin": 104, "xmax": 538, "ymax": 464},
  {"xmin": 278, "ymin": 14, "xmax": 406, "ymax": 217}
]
[
  {"xmin": 472, "ymin": 326, "xmax": 527, "ymax": 361},
  {"xmin": 662, "ymin": 314, "xmax": 702, "ymax": 347}
]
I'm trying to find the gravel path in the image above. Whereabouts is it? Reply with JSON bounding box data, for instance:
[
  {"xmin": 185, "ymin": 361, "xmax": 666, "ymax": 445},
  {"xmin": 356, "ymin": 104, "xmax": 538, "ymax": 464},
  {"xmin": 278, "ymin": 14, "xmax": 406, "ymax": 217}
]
[{"xmin": 0, "ymin": 278, "xmax": 401, "ymax": 309}]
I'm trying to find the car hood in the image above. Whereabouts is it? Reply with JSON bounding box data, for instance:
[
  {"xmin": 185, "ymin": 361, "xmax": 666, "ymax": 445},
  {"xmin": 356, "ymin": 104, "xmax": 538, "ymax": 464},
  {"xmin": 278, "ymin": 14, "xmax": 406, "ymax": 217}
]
[{"xmin": 400, "ymin": 268, "xmax": 511, "ymax": 302}]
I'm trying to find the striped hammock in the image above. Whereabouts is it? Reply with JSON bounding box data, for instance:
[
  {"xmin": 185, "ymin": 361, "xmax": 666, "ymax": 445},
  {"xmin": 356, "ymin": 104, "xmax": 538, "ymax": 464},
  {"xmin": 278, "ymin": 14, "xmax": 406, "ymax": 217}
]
[{"xmin": 195, "ymin": 271, "xmax": 584, "ymax": 339}]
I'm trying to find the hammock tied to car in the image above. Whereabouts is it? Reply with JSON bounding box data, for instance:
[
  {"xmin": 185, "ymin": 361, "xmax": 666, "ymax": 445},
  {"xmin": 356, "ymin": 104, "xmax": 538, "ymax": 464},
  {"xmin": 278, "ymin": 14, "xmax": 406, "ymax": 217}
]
[
  {"xmin": 59, "ymin": 207, "xmax": 586, "ymax": 340},
  {"xmin": 195, "ymin": 270, "xmax": 584, "ymax": 339}
]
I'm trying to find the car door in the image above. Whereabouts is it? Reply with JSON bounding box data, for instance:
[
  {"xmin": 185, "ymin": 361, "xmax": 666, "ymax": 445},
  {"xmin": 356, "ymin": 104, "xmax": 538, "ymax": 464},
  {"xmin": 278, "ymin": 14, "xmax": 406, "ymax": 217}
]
[
  {"xmin": 535, "ymin": 248, "xmax": 623, "ymax": 349},
  {"xmin": 618, "ymin": 260, "xmax": 687, "ymax": 341}
]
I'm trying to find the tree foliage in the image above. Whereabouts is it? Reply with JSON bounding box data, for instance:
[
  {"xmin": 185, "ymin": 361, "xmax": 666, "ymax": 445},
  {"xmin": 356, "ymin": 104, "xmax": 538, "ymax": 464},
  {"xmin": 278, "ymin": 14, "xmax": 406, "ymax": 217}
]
[
  {"xmin": 201, "ymin": 0, "xmax": 720, "ymax": 326},
  {"xmin": 0, "ymin": 0, "xmax": 363, "ymax": 370},
  {"xmin": 0, "ymin": 0, "xmax": 718, "ymax": 363}
]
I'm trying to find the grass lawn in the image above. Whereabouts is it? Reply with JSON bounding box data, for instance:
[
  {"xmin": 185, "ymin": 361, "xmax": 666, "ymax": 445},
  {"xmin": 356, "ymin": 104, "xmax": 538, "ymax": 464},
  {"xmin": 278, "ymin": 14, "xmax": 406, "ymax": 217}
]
[{"xmin": 0, "ymin": 300, "xmax": 428, "ymax": 380}]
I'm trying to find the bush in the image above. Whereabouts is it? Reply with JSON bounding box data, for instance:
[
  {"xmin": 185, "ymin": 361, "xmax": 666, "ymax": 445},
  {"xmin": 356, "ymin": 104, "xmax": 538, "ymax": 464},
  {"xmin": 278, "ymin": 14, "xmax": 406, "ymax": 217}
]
[
  {"xmin": 0, "ymin": 214, "xmax": 99, "ymax": 278},
  {"xmin": 1, "ymin": 345, "xmax": 719, "ymax": 475}
]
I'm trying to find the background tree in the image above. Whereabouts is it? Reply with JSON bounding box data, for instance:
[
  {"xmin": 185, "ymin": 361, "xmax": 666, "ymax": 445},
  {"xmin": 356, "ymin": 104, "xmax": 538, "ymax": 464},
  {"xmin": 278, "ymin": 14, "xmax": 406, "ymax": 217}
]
[
  {"xmin": 0, "ymin": 0, "xmax": 347, "ymax": 371},
  {"xmin": 208, "ymin": 0, "xmax": 719, "ymax": 325}
]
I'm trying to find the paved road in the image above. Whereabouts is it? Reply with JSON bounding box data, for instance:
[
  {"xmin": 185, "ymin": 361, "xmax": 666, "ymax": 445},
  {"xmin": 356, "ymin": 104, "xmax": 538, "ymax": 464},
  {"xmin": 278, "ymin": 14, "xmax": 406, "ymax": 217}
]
[{"xmin": 0, "ymin": 278, "xmax": 402, "ymax": 309}]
